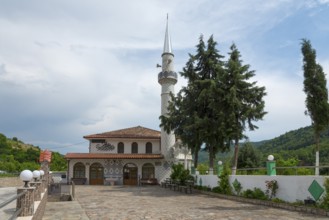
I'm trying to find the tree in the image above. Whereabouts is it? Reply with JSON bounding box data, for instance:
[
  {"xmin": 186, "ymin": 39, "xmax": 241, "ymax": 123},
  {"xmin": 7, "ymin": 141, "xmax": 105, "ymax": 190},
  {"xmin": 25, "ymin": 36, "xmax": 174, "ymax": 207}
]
[
  {"xmin": 301, "ymin": 39, "xmax": 329, "ymax": 175},
  {"xmin": 222, "ymin": 44, "xmax": 266, "ymax": 174},
  {"xmin": 50, "ymin": 152, "xmax": 67, "ymax": 171},
  {"xmin": 160, "ymin": 35, "xmax": 228, "ymax": 171},
  {"xmin": 237, "ymin": 142, "xmax": 262, "ymax": 173}
]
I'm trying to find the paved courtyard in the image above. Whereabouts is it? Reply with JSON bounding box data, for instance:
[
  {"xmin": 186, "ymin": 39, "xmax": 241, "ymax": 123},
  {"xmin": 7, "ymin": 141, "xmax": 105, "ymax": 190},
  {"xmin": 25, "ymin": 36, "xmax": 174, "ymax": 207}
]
[{"xmin": 43, "ymin": 185, "xmax": 328, "ymax": 220}]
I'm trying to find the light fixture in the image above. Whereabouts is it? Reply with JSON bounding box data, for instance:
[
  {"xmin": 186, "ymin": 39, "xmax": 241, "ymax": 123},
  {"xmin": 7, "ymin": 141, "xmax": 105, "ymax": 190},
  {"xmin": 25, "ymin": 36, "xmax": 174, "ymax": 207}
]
[
  {"xmin": 218, "ymin": 161, "xmax": 223, "ymax": 166},
  {"xmin": 32, "ymin": 170, "xmax": 41, "ymax": 182},
  {"xmin": 39, "ymin": 170, "xmax": 45, "ymax": 179},
  {"xmin": 20, "ymin": 170, "xmax": 33, "ymax": 187},
  {"xmin": 267, "ymin": 155, "xmax": 274, "ymax": 161}
]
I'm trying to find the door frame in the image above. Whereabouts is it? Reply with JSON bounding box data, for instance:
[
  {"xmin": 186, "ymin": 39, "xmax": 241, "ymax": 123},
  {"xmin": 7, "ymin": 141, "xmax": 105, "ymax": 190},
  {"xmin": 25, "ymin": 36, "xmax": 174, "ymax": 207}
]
[
  {"xmin": 89, "ymin": 162, "xmax": 104, "ymax": 185},
  {"xmin": 123, "ymin": 163, "xmax": 138, "ymax": 185}
]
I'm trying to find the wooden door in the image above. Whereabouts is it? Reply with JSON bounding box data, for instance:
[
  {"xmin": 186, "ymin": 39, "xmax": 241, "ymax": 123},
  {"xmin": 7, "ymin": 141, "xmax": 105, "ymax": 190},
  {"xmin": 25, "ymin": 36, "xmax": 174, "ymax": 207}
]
[
  {"xmin": 90, "ymin": 163, "xmax": 104, "ymax": 185},
  {"xmin": 123, "ymin": 164, "xmax": 138, "ymax": 185}
]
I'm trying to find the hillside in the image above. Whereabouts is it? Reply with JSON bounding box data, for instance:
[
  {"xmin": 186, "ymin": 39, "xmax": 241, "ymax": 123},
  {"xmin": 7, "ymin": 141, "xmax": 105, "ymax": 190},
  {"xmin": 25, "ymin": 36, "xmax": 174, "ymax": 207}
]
[
  {"xmin": 198, "ymin": 125, "xmax": 329, "ymax": 167},
  {"xmin": 254, "ymin": 125, "xmax": 329, "ymax": 166},
  {"xmin": 0, "ymin": 133, "xmax": 66, "ymax": 172}
]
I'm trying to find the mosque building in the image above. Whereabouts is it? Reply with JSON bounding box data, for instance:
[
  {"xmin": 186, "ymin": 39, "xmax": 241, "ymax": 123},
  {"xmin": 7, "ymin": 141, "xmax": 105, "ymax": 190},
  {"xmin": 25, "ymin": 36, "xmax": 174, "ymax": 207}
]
[{"xmin": 65, "ymin": 18, "xmax": 193, "ymax": 185}]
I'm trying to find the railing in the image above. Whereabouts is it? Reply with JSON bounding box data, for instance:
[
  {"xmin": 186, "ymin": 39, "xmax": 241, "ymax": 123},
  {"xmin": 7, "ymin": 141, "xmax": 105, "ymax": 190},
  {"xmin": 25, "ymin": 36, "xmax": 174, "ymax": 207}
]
[
  {"xmin": 0, "ymin": 190, "xmax": 26, "ymax": 220},
  {"xmin": 236, "ymin": 165, "xmax": 329, "ymax": 175}
]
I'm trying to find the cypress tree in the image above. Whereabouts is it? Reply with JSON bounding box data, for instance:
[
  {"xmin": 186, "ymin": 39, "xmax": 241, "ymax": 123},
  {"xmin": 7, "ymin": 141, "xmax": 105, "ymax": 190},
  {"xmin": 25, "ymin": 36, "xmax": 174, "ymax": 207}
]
[{"xmin": 301, "ymin": 39, "xmax": 329, "ymax": 175}]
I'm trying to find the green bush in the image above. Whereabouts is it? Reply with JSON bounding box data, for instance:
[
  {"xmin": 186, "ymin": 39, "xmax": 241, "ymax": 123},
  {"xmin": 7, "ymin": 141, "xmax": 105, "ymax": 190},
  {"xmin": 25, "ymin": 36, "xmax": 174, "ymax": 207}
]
[
  {"xmin": 232, "ymin": 179, "xmax": 243, "ymax": 196},
  {"xmin": 217, "ymin": 162, "xmax": 232, "ymax": 195},
  {"xmin": 242, "ymin": 187, "xmax": 267, "ymax": 200},
  {"xmin": 265, "ymin": 180, "xmax": 278, "ymax": 199},
  {"xmin": 319, "ymin": 178, "xmax": 329, "ymax": 210},
  {"xmin": 212, "ymin": 186, "xmax": 221, "ymax": 193},
  {"xmin": 170, "ymin": 163, "xmax": 194, "ymax": 185},
  {"xmin": 197, "ymin": 163, "xmax": 209, "ymax": 175}
]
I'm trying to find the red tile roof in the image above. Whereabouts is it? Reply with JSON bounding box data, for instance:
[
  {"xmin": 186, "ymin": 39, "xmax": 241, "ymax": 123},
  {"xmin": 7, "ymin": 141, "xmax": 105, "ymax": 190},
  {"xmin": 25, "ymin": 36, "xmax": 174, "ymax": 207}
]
[
  {"xmin": 65, "ymin": 153, "xmax": 164, "ymax": 159},
  {"xmin": 83, "ymin": 126, "xmax": 161, "ymax": 140}
]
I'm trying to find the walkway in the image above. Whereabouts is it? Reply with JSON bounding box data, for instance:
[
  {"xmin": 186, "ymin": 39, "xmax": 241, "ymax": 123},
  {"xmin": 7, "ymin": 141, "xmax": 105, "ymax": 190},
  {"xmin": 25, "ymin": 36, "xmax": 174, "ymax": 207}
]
[
  {"xmin": 43, "ymin": 185, "xmax": 327, "ymax": 220},
  {"xmin": 0, "ymin": 187, "xmax": 17, "ymax": 220}
]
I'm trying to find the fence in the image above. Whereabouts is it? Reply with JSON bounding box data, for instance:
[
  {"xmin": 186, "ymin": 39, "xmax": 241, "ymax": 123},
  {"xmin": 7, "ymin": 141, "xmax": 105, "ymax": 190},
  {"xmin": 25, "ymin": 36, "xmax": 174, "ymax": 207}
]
[
  {"xmin": 0, "ymin": 190, "xmax": 27, "ymax": 220},
  {"xmin": 236, "ymin": 165, "xmax": 329, "ymax": 175}
]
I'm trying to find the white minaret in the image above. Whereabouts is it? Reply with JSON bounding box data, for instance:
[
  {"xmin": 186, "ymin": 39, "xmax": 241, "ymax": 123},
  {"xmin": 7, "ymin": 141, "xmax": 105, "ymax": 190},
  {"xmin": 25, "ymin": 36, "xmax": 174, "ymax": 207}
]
[{"xmin": 158, "ymin": 16, "xmax": 177, "ymax": 157}]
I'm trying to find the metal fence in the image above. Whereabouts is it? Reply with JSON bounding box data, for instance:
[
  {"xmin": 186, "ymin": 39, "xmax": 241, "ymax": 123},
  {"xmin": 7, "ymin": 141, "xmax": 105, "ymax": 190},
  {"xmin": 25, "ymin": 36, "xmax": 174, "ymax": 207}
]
[
  {"xmin": 236, "ymin": 165, "xmax": 329, "ymax": 175},
  {"xmin": 0, "ymin": 190, "xmax": 26, "ymax": 220}
]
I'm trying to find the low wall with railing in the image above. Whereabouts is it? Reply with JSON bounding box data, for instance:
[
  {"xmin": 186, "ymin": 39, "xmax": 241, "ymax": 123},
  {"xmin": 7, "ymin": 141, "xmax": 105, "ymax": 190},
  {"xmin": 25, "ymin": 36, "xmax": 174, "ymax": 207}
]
[{"xmin": 195, "ymin": 174, "xmax": 328, "ymax": 202}]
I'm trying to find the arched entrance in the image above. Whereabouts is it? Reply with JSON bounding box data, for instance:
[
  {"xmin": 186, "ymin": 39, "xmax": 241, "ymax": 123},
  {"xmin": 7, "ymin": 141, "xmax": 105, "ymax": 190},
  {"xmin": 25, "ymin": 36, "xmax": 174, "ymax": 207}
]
[
  {"xmin": 90, "ymin": 163, "xmax": 104, "ymax": 185},
  {"xmin": 123, "ymin": 163, "xmax": 138, "ymax": 185}
]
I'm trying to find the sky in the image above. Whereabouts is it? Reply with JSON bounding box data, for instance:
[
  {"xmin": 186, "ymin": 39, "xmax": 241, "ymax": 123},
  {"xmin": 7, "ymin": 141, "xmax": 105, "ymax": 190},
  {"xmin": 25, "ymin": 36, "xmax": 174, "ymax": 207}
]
[{"xmin": 1, "ymin": 0, "xmax": 329, "ymax": 154}]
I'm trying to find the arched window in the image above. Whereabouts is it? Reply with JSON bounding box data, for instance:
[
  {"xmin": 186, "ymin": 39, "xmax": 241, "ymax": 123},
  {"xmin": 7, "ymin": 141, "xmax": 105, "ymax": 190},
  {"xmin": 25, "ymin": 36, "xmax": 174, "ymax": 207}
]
[
  {"xmin": 73, "ymin": 162, "xmax": 85, "ymax": 178},
  {"xmin": 146, "ymin": 142, "xmax": 152, "ymax": 154},
  {"xmin": 117, "ymin": 142, "xmax": 124, "ymax": 153},
  {"xmin": 131, "ymin": 142, "xmax": 138, "ymax": 153},
  {"xmin": 142, "ymin": 163, "xmax": 155, "ymax": 179}
]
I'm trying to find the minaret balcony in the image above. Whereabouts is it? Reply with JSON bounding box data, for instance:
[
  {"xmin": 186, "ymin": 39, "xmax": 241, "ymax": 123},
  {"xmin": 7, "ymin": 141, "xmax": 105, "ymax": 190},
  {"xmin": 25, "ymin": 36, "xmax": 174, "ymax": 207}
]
[{"xmin": 158, "ymin": 71, "xmax": 178, "ymax": 83}]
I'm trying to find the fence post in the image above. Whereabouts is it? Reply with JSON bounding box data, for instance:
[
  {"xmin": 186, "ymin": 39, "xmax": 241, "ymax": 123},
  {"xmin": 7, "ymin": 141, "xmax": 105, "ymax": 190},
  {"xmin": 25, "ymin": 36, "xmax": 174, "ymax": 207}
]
[
  {"xmin": 266, "ymin": 155, "xmax": 276, "ymax": 176},
  {"xmin": 30, "ymin": 182, "xmax": 42, "ymax": 201},
  {"xmin": 16, "ymin": 187, "xmax": 35, "ymax": 216}
]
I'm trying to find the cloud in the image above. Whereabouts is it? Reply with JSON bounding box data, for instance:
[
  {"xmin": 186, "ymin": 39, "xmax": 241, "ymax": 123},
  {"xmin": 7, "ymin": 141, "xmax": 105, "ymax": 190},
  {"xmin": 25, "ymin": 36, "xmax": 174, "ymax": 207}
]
[{"xmin": 0, "ymin": 0, "xmax": 328, "ymax": 154}]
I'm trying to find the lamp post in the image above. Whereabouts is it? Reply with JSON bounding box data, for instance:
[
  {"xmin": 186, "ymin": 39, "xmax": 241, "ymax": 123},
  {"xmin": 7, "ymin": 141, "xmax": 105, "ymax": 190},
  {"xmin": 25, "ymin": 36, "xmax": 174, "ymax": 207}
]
[
  {"xmin": 17, "ymin": 170, "xmax": 35, "ymax": 216},
  {"xmin": 32, "ymin": 170, "xmax": 41, "ymax": 182},
  {"xmin": 266, "ymin": 155, "xmax": 276, "ymax": 176},
  {"xmin": 20, "ymin": 170, "xmax": 33, "ymax": 187},
  {"xmin": 217, "ymin": 161, "xmax": 223, "ymax": 176},
  {"xmin": 39, "ymin": 170, "xmax": 45, "ymax": 191},
  {"xmin": 39, "ymin": 170, "xmax": 44, "ymax": 183}
]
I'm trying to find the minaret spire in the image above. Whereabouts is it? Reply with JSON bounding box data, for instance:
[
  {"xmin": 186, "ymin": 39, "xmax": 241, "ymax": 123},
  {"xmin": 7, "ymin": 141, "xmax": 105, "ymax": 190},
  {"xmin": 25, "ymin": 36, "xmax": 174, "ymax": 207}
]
[
  {"xmin": 163, "ymin": 14, "xmax": 172, "ymax": 54},
  {"xmin": 158, "ymin": 15, "xmax": 177, "ymax": 158}
]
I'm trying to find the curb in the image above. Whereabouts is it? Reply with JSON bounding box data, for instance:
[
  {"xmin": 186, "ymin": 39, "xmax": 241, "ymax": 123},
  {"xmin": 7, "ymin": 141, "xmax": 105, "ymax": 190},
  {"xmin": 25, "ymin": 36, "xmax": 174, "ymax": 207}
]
[{"xmin": 194, "ymin": 189, "xmax": 329, "ymax": 217}]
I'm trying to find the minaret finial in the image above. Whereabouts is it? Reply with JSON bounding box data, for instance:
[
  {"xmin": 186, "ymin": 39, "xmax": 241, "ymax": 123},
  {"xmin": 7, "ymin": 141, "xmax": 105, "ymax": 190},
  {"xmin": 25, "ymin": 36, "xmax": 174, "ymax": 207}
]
[{"xmin": 163, "ymin": 14, "xmax": 172, "ymax": 54}]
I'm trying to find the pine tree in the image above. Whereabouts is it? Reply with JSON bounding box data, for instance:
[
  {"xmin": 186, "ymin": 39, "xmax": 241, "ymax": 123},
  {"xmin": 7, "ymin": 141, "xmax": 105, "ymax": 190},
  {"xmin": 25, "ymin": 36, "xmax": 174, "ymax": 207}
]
[
  {"xmin": 301, "ymin": 39, "xmax": 329, "ymax": 175},
  {"xmin": 160, "ymin": 35, "xmax": 227, "ymax": 171},
  {"xmin": 222, "ymin": 44, "xmax": 267, "ymax": 175}
]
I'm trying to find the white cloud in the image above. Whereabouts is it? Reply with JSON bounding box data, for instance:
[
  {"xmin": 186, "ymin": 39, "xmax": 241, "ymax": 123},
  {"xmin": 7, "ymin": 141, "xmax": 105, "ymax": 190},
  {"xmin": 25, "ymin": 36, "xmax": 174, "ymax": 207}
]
[{"xmin": 0, "ymin": 0, "xmax": 328, "ymax": 154}]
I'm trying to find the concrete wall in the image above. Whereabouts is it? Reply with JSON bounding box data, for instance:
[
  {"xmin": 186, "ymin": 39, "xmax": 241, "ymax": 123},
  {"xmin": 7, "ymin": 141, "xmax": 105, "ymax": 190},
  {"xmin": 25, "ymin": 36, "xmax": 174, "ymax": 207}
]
[{"xmin": 195, "ymin": 174, "xmax": 329, "ymax": 202}]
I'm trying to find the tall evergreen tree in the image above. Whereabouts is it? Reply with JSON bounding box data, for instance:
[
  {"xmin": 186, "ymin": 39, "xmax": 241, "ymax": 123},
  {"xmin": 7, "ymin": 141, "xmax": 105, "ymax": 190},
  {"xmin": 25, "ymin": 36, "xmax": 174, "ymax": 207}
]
[
  {"xmin": 160, "ymin": 35, "xmax": 227, "ymax": 171},
  {"xmin": 301, "ymin": 39, "xmax": 329, "ymax": 175},
  {"xmin": 222, "ymin": 44, "xmax": 267, "ymax": 175}
]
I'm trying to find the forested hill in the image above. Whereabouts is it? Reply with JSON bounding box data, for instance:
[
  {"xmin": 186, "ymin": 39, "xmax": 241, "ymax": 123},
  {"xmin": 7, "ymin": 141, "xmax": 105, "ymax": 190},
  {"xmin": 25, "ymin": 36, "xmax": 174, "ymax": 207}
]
[
  {"xmin": 0, "ymin": 133, "xmax": 67, "ymax": 172},
  {"xmin": 254, "ymin": 125, "xmax": 329, "ymax": 152},
  {"xmin": 253, "ymin": 125, "xmax": 329, "ymax": 166},
  {"xmin": 198, "ymin": 125, "xmax": 329, "ymax": 166}
]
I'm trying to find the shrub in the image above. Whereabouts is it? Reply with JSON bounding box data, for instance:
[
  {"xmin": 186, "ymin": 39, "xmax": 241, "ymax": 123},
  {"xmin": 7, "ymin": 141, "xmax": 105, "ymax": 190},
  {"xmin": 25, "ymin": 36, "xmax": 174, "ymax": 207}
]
[
  {"xmin": 242, "ymin": 187, "xmax": 267, "ymax": 200},
  {"xmin": 217, "ymin": 162, "xmax": 232, "ymax": 195},
  {"xmin": 265, "ymin": 180, "xmax": 278, "ymax": 199},
  {"xmin": 232, "ymin": 179, "xmax": 243, "ymax": 196},
  {"xmin": 170, "ymin": 163, "xmax": 194, "ymax": 185},
  {"xmin": 319, "ymin": 178, "xmax": 329, "ymax": 210},
  {"xmin": 212, "ymin": 186, "xmax": 221, "ymax": 193}
]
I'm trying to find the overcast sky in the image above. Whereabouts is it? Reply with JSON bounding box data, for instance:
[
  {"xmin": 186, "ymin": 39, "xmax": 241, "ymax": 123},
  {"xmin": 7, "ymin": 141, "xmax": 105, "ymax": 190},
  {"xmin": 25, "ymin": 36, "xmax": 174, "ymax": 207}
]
[{"xmin": 1, "ymin": 0, "xmax": 329, "ymax": 154}]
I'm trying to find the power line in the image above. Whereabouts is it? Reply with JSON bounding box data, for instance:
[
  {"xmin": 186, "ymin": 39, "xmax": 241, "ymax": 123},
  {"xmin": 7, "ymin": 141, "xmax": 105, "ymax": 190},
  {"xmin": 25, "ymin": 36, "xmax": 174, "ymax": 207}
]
[{"xmin": 46, "ymin": 141, "xmax": 88, "ymax": 150}]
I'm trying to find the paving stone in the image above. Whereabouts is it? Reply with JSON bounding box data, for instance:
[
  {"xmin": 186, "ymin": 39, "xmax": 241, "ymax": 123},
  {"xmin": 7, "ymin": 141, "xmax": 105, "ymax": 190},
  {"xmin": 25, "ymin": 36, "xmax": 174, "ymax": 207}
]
[{"xmin": 43, "ymin": 185, "xmax": 328, "ymax": 220}]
